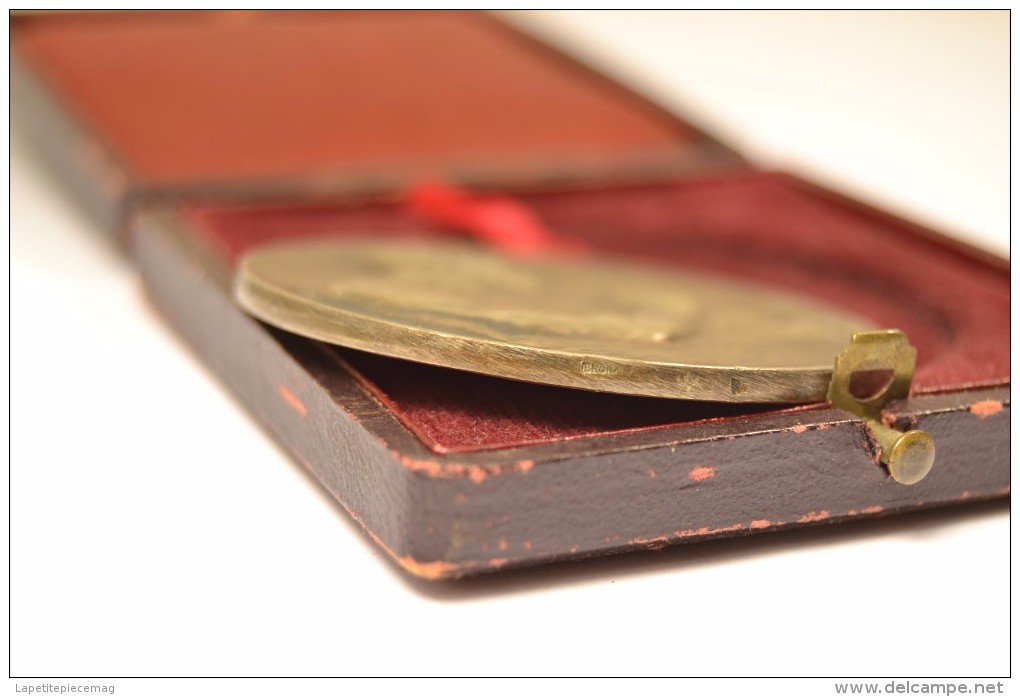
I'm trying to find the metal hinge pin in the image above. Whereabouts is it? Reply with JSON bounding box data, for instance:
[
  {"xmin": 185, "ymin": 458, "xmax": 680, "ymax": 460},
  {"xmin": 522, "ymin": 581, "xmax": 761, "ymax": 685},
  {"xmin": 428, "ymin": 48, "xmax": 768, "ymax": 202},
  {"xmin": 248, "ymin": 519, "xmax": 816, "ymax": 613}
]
[{"xmin": 828, "ymin": 330, "xmax": 935, "ymax": 486}]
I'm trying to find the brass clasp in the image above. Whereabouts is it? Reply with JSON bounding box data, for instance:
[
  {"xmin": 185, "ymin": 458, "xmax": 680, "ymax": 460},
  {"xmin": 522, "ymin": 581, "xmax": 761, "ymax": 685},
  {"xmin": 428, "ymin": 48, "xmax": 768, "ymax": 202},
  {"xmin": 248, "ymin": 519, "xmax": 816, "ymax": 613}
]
[{"xmin": 828, "ymin": 330, "xmax": 935, "ymax": 485}]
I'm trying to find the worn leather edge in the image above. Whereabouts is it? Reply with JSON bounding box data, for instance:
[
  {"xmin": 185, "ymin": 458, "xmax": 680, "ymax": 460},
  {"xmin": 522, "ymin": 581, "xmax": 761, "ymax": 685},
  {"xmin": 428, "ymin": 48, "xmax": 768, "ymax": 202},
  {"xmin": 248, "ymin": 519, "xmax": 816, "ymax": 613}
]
[{"xmin": 10, "ymin": 50, "xmax": 137, "ymax": 242}]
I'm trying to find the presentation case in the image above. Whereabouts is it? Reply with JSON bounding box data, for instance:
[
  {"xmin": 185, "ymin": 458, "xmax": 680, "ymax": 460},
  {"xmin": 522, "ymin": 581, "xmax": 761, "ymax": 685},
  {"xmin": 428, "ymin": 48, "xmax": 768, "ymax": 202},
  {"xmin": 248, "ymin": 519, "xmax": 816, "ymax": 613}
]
[{"xmin": 11, "ymin": 10, "xmax": 1009, "ymax": 578}]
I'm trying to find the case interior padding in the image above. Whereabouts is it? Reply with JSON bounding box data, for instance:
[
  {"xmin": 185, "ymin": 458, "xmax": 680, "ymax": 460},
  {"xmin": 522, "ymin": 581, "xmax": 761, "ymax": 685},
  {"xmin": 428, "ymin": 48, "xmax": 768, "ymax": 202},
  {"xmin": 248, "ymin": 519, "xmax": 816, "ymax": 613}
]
[
  {"xmin": 13, "ymin": 10, "xmax": 697, "ymax": 186},
  {"xmin": 184, "ymin": 172, "xmax": 1010, "ymax": 453}
]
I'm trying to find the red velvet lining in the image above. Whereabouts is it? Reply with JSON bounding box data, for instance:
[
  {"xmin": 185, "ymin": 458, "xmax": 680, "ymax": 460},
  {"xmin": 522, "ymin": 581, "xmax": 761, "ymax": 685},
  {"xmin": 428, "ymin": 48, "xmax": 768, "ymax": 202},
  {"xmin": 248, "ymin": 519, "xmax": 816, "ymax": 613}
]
[
  {"xmin": 331, "ymin": 349, "xmax": 785, "ymax": 453},
  {"xmin": 14, "ymin": 10, "xmax": 692, "ymax": 185},
  {"xmin": 185, "ymin": 173, "xmax": 1009, "ymax": 453}
]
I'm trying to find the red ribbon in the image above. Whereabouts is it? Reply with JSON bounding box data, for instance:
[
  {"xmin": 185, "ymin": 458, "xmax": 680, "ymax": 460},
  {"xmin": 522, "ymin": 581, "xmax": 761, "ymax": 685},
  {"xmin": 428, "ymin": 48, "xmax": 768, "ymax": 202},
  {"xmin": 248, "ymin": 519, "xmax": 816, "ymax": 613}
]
[{"xmin": 406, "ymin": 181, "xmax": 586, "ymax": 256}]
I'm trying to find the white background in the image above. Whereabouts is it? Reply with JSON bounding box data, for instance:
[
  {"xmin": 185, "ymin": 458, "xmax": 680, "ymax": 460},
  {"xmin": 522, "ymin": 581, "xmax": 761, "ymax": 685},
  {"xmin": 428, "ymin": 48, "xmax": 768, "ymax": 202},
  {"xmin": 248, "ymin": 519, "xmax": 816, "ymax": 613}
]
[{"xmin": 8, "ymin": 10, "xmax": 1010, "ymax": 683}]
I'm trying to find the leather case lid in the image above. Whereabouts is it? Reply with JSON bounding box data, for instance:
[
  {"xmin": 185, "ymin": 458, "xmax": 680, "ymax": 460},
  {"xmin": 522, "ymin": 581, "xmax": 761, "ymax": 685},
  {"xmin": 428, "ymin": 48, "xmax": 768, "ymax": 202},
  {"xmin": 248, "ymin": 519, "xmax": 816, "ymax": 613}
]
[{"xmin": 12, "ymin": 10, "xmax": 741, "ymax": 201}]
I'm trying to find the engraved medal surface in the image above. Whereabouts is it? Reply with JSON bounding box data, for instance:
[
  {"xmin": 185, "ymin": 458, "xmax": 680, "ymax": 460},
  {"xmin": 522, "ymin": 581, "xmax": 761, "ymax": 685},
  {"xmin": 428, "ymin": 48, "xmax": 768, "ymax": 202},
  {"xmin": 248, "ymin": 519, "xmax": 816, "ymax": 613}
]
[{"xmin": 235, "ymin": 240, "xmax": 875, "ymax": 402}]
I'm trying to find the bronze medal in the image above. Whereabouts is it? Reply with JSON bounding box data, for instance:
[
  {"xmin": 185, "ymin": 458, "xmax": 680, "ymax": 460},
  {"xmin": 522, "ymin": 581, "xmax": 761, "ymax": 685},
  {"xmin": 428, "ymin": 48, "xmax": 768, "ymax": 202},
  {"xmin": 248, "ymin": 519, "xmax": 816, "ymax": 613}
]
[{"xmin": 235, "ymin": 240, "xmax": 876, "ymax": 403}]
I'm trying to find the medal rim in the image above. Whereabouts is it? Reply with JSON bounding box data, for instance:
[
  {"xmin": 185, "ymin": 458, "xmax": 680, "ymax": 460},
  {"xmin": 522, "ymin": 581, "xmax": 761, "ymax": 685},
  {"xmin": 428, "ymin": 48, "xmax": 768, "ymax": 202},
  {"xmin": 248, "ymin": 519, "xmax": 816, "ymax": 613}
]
[{"xmin": 234, "ymin": 240, "xmax": 867, "ymax": 403}]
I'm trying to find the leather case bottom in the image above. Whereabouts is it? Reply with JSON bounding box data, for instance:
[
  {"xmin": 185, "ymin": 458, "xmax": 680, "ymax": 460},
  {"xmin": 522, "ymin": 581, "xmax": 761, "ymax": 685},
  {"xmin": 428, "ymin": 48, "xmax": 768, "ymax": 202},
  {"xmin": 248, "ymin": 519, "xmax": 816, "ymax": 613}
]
[{"xmin": 134, "ymin": 172, "xmax": 1010, "ymax": 579}]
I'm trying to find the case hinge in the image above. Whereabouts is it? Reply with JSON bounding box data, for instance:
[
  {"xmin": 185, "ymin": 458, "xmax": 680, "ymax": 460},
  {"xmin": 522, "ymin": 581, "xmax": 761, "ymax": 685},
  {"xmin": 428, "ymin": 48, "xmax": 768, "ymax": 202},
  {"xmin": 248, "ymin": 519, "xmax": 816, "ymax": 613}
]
[{"xmin": 828, "ymin": 330, "xmax": 935, "ymax": 485}]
